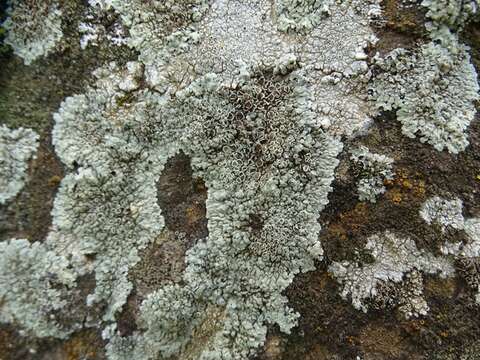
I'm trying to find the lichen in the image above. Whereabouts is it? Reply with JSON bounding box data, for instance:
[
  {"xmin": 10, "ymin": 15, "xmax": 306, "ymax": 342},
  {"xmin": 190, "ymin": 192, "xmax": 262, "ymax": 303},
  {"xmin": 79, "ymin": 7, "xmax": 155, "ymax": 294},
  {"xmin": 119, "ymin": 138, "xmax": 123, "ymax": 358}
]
[
  {"xmin": 275, "ymin": 0, "xmax": 335, "ymax": 33},
  {"xmin": 48, "ymin": 61, "xmax": 174, "ymax": 321},
  {"xmin": 1, "ymin": 0, "xmax": 480, "ymax": 357},
  {"xmin": 78, "ymin": 6, "xmax": 127, "ymax": 50},
  {"xmin": 371, "ymin": 0, "xmax": 479, "ymax": 154},
  {"xmin": 2, "ymin": 0, "xmax": 63, "ymax": 65},
  {"xmin": 329, "ymin": 231, "xmax": 454, "ymax": 318},
  {"xmin": 419, "ymin": 196, "xmax": 480, "ymax": 304},
  {"xmin": 370, "ymin": 38, "xmax": 479, "ymax": 154},
  {"xmin": 104, "ymin": 62, "xmax": 342, "ymax": 360},
  {"xmin": 350, "ymin": 146, "xmax": 394, "ymax": 203},
  {"xmin": 419, "ymin": 196, "xmax": 465, "ymax": 232},
  {"xmin": 0, "ymin": 125, "xmax": 39, "ymax": 204},
  {"xmin": 421, "ymin": 0, "xmax": 479, "ymax": 37},
  {"xmin": 92, "ymin": 0, "xmax": 211, "ymax": 89},
  {"xmin": 0, "ymin": 238, "xmax": 77, "ymax": 338}
]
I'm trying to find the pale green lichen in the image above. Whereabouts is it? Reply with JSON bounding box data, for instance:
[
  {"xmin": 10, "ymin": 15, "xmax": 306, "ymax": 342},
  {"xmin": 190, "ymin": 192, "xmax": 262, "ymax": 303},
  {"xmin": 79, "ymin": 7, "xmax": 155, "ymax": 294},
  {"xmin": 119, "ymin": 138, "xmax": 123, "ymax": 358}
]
[
  {"xmin": 2, "ymin": 0, "xmax": 63, "ymax": 65},
  {"xmin": 91, "ymin": 0, "xmax": 210, "ymax": 88},
  {"xmin": 275, "ymin": 0, "xmax": 335, "ymax": 33},
  {"xmin": 420, "ymin": 196, "xmax": 465, "ymax": 232},
  {"xmin": 329, "ymin": 231, "xmax": 455, "ymax": 318},
  {"xmin": 422, "ymin": 0, "xmax": 479, "ymax": 37},
  {"xmin": 420, "ymin": 196, "xmax": 480, "ymax": 304},
  {"xmin": 1, "ymin": 0, "xmax": 480, "ymax": 357},
  {"xmin": 0, "ymin": 239, "xmax": 77, "ymax": 338},
  {"xmin": 48, "ymin": 61, "xmax": 175, "ymax": 321},
  {"xmin": 350, "ymin": 146, "xmax": 394, "ymax": 203},
  {"xmin": 0, "ymin": 125, "xmax": 39, "ymax": 204},
  {"xmin": 371, "ymin": 0, "xmax": 479, "ymax": 154},
  {"xmin": 371, "ymin": 39, "xmax": 479, "ymax": 154},
  {"xmin": 101, "ymin": 63, "xmax": 342, "ymax": 359}
]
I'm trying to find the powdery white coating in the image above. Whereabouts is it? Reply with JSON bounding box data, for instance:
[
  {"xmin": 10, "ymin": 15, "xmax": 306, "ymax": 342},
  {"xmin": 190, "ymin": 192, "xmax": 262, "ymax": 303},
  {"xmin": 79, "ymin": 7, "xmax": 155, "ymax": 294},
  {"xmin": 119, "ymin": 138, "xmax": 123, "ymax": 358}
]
[
  {"xmin": 443, "ymin": 220, "xmax": 480, "ymax": 257},
  {"xmin": 49, "ymin": 62, "xmax": 178, "ymax": 321},
  {"xmin": 350, "ymin": 146, "xmax": 394, "ymax": 203},
  {"xmin": 420, "ymin": 0, "xmax": 479, "ymax": 61},
  {"xmin": 176, "ymin": 0, "xmax": 288, "ymax": 86},
  {"xmin": 371, "ymin": 39, "xmax": 479, "ymax": 154},
  {"xmin": 49, "ymin": 58, "xmax": 341, "ymax": 358},
  {"xmin": 106, "ymin": 64, "xmax": 342, "ymax": 359},
  {"xmin": 329, "ymin": 231, "xmax": 454, "ymax": 317},
  {"xmin": 419, "ymin": 196, "xmax": 480, "ymax": 257},
  {"xmin": 0, "ymin": 239, "xmax": 77, "ymax": 338},
  {"xmin": 83, "ymin": 0, "xmax": 380, "ymax": 145},
  {"xmin": 419, "ymin": 196, "xmax": 465, "ymax": 232},
  {"xmin": 88, "ymin": 0, "xmax": 115, "ymax": 9},
  {"xmin": 2, "ymin": 1, "xmax": 63, "ymax": 65},
  {"xmin": 0, "ymin": 125, "xmax": 39, "ymax": 204}
]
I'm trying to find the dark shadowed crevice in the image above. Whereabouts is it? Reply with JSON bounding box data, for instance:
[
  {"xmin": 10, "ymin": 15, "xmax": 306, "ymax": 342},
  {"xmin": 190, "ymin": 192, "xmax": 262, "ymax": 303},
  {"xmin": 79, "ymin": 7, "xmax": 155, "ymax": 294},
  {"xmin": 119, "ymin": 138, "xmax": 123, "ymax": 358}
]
[
  {"xmin": 371, "ymin": 0, "xmax": 428, "ymax": 56},
  {"xmin": 0, "ymin": 127, "xmax": 64, "ymax": 242},
  {"xmin": 128, "ymin": 151, "xmax": 208, "ymax": 301},
  {"xmin": 461, "ymin": 19, "xmax": 480, "ymax": 80},
  {"xmin": 123, "ymin": 152, "xmax": 209, "ymax": 337},
  {"xmin": 115, "ymin": 290, "xmax": 142, "ymax": 338},
  {"xmin": 156, "ymin": 151, "xmax": 208, "ymax": 243}
]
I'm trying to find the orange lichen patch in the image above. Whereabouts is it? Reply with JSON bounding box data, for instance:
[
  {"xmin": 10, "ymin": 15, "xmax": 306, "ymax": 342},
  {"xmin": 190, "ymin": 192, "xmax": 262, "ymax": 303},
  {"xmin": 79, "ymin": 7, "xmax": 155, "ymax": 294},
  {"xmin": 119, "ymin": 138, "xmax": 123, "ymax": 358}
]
[
  {"xmin": 358, "ymin": 323, "xmax": 408, "ymax": 359},
  {"xmin": 62, "ymin": 330, "xmax": 105, "ymax": 360},
  {"xmin": 345, "ymin": 335, "xmax": 357, "ymax": 346},
  {"xmin": 387, "ymin": 188, "xmax": 403, "ymax": 204},
  {"xmin": 385, "ymin": 168, "xmax": 426, "ymax": 205}
]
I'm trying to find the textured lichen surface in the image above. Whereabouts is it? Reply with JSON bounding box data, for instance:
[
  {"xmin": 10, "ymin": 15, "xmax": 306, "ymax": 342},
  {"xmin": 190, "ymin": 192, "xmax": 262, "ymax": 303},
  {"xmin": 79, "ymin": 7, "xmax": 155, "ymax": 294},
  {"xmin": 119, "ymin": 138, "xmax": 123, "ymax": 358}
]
[{"xmin": 0, "ymin": 0, "xmax": 479, "ymax": 359}]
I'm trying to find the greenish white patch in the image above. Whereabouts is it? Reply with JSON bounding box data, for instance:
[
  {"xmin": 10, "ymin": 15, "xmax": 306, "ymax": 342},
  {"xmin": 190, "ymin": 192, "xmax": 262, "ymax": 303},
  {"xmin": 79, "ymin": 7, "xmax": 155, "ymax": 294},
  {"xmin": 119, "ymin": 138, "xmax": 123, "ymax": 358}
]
[
  {"xmin": 350, "ymin": 146, "xmax": 394, "ymax": 203},
  {"xmin": 0, "ymin": 125, "xmax": 39, "ymax": 204},
  {"xmin": 420, "ymin": 196, "xmax": 480, "ymax": 304},
  {"xmin": 0, "ymin": 239, "xmax": 77, "ymax": 338},
  {"xmin": 371, "ymin": 39, "xmax": 479, "ymax": 154},
  {"xmin": 275, "ymin": 0, "xmax": 334, "ymax": 33},
  {"xmin": 3, "ymin": 1, "xmax": 63, "ymax": 65},
  {"xmin": 101, "ymin": 63, "xmax": 341, "ymax": 359},
  {"xmin": 329, "ymin": 231, "xmax": 455, "ymax": 318},
  {"xmin": 420, "ymin": 196, "xmax": 465, "ymax": 232}
]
